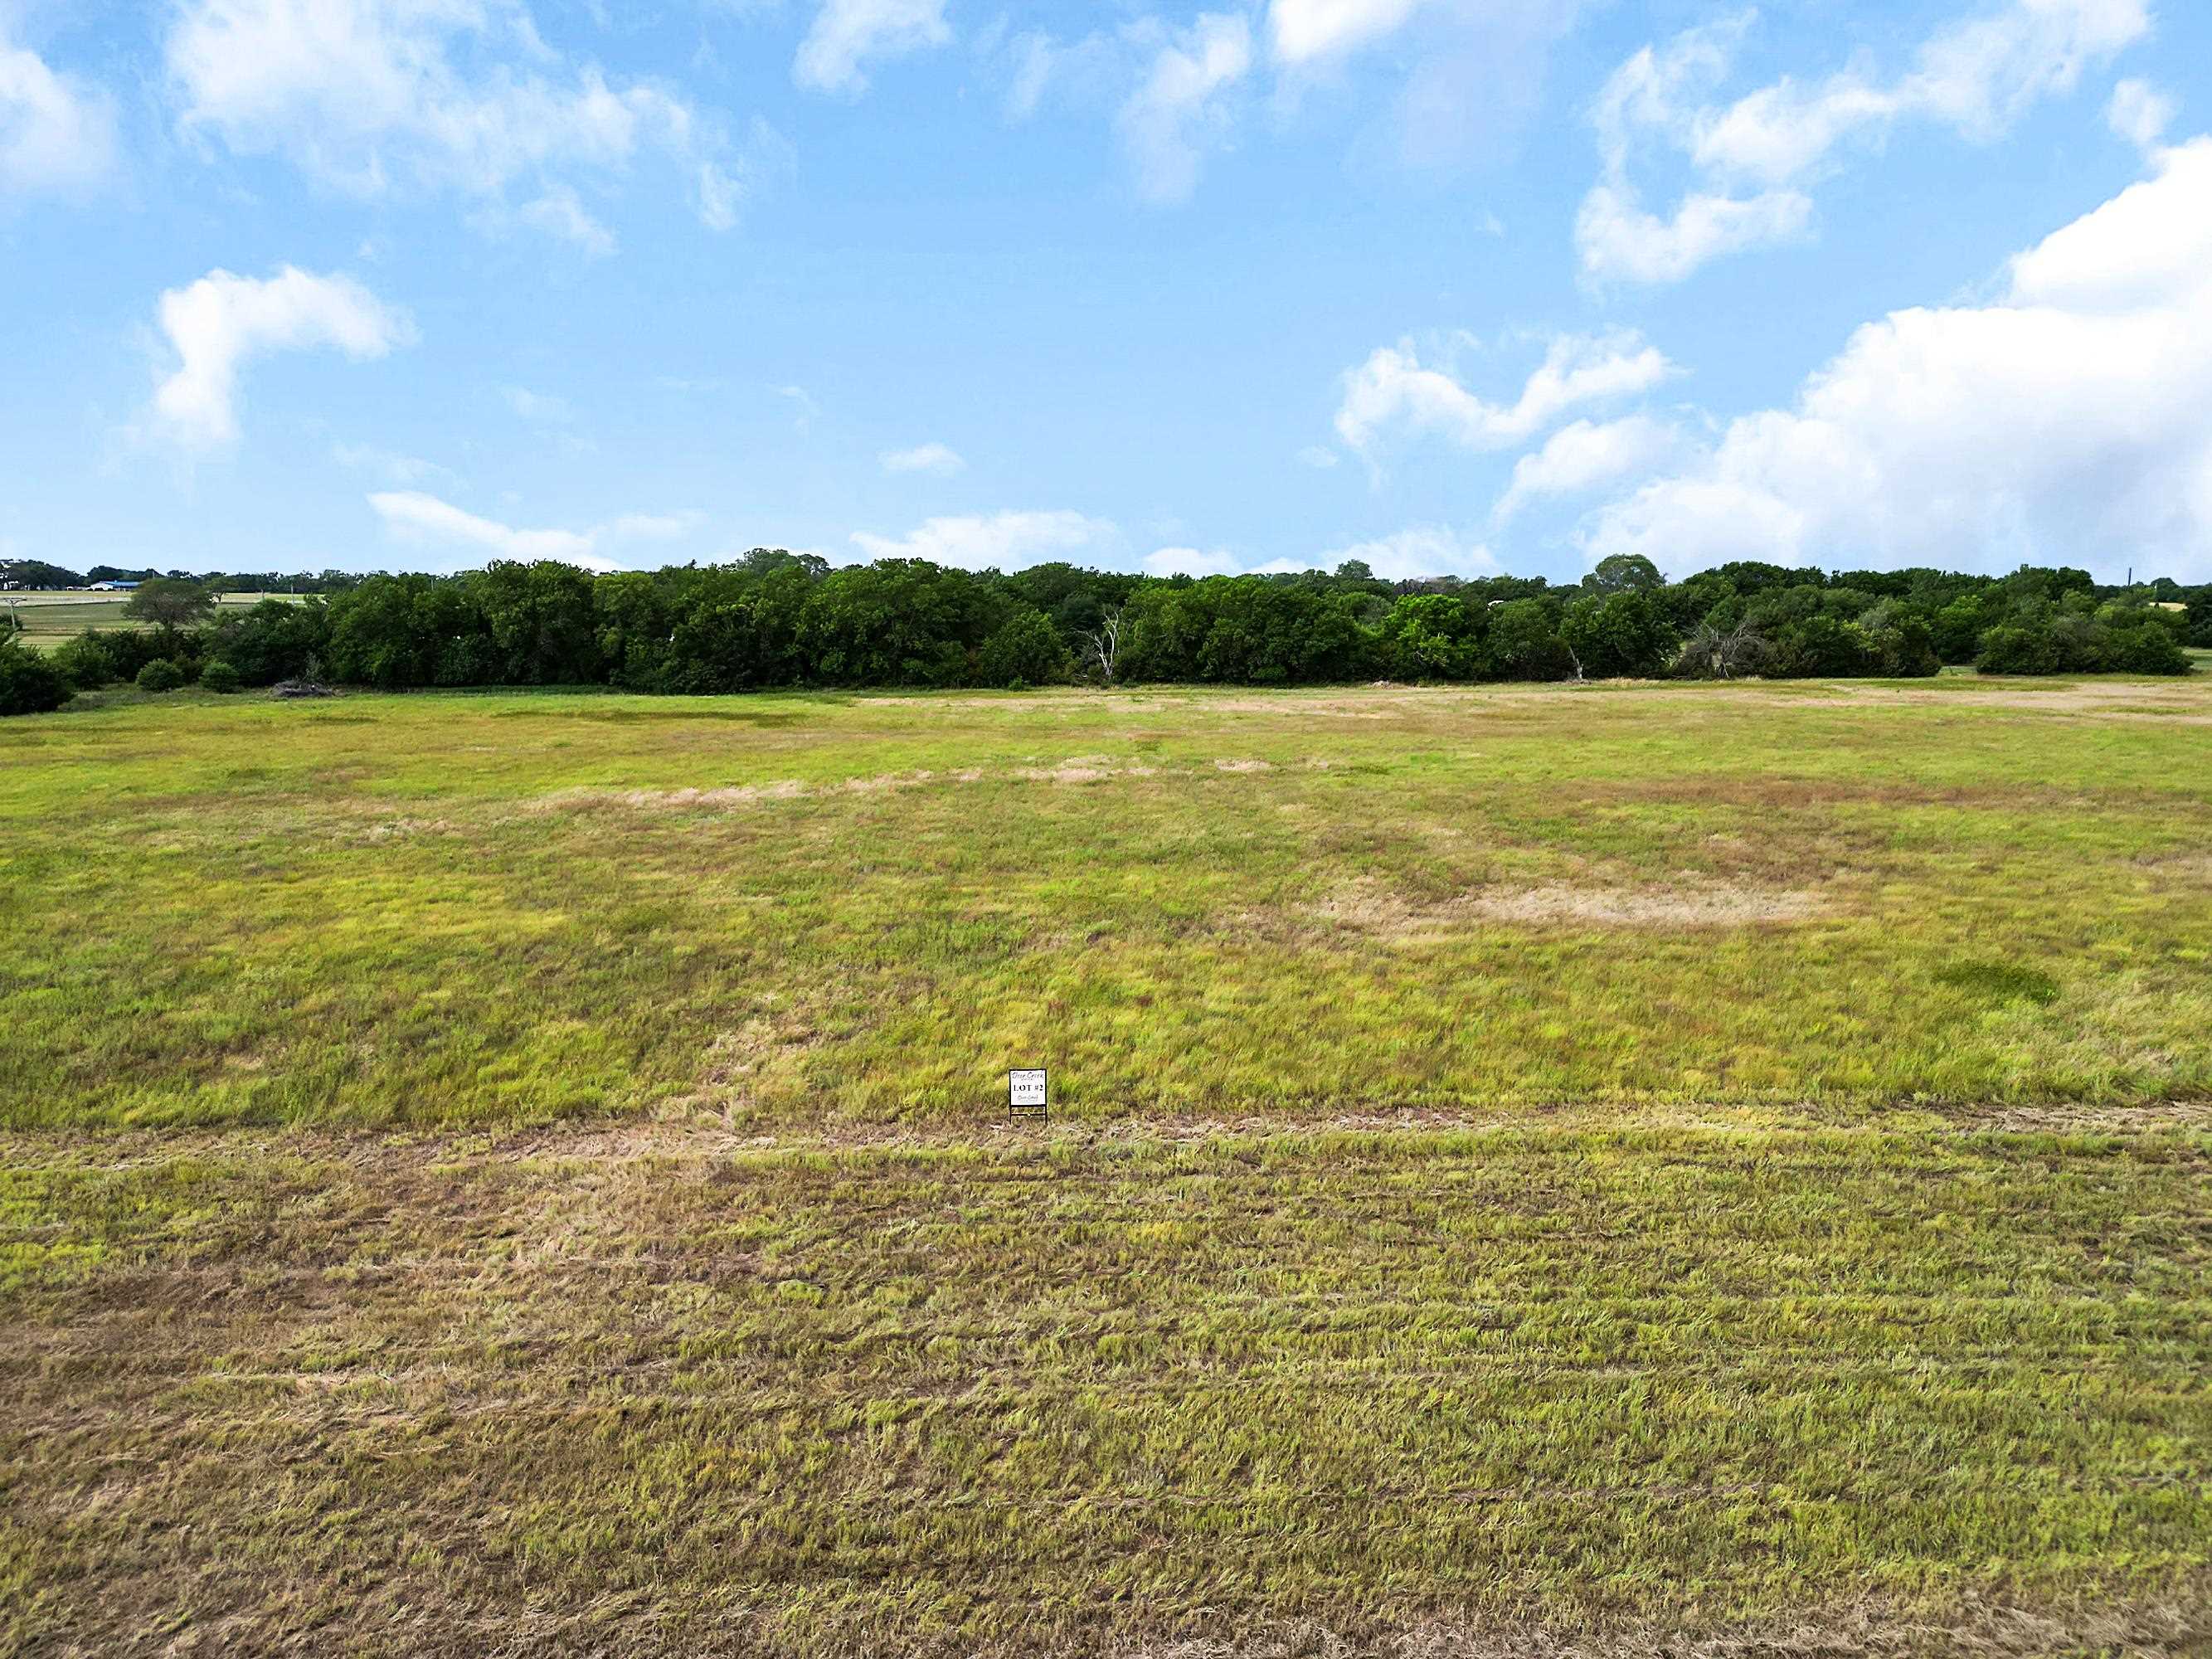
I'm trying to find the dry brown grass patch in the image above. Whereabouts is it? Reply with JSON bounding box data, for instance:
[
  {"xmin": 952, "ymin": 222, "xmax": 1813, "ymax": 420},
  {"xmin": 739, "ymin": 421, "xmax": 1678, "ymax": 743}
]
[
  {"xmin": 1112, "ymin": 1595, "xmax": 2212, "ymax": 1659},
  {"xmin": 1305, "ymin": 876, "xmax": 1827, "ymax": 939}
]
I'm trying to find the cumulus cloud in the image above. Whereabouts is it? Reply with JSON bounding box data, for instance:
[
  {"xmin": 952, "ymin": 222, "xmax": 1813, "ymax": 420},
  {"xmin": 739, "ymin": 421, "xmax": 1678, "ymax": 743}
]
[
  {"xmin": 148, "ymin": 265, "xmax": 414, "ymax": 452},
  {"xmin": 1267, "ymin": 0, "xmax": 1431, "ymax": 66},
  {"xmin": 368, "ymin": 490, "xmax": 700, "ymax": 572},
  {"xmin": 1117, "ymin": 12, "xmax": 1252, "ymax": 202},
  {"xmin": 1305, "ymin": 525, "xmax": 1499, "ymax": 580},
  {"xmin": 849, "ymin": 509, "xmax": 1121, "ymax": 571},
  {"xmin": 1580, "ymin": 0, "xmax": 2151, "ymax": 285},
  {"xmin": 2107, "ymin": 79, "xmax": 2175, "ymax": 152},
  {"xmin": 1147, "ymin": 527, "xmax": 1497, "ymax": 581},
  {"xmin": 1575, "ymin": 181, "xmax": 1813, "ymax": 289},
  {"xmin": 881, "ymin": 441, "xmax": 965, "ymax": 476},
  {"xmin": 1144, "ymin": 545, "xmax": 1246, "ymax": 577},
  {"xmin": 1010, "ymin": 0, "xmax": 1573, "ymax": 202},
  {"xmin": 166, "ymin": 0, "xmax": 756, "ymax": 237},
  {"xmin": 795, "ymin": 0, "xmax": 950, "ymax": 94},
  {"xmin": 1, "ymin": 29, "xmax": 119, "ymax": 198},
  {"xmin": 1335, "ymin": 332, "xmax": 1675, "ymax": 463},
  {"xmin": 1582, "ymin": 137, "xmax": 2212, "ymax": 582},
  {"xmin": 1494, "ymin": 416, "xmax": 1685, "ymax": 522},
  {"xmin": 514, "ymin": 184, "xmax": 617, "ymax": 255}
]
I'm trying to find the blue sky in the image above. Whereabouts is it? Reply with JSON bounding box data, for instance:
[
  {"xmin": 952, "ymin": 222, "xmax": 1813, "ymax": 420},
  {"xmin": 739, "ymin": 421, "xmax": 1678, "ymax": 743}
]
[{"xmin": 3, "ymin": 0, "xmax": 2210, "ymax": 583}]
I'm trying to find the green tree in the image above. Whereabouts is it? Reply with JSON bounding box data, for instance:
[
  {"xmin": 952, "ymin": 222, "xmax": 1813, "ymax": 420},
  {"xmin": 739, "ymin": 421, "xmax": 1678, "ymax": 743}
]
[
  {"xmin": 0, "ymin": 638, "xmax": 70, "ymax": 715},
  {"xmin": 211, "ymin": 599, "xmax": 332, "ymax": 686},
  {"xmin": 467, "ymin": 562, "xmax": 604, "ymax": 684},
  {"xmin": 1377, "ymin": 593, "xmax": 1479, "ymax": 679},
  {"xmin": 1485, "ymin": 598, "xmax": 1574, "ymax": 680},
  {"xmin": 975, "ymin": 609, "xmax": 1072, "ymax": 688},
  {"xmin": 1583, "ymin": 553, "xmax": 1663, "ymax": 595},
  {"xmin": 124, "ymin": 578, "xmax": 216, "ymax": 639},
  {"xmin": 1561, "ymin": 591, "xmax": 1675, "ymax": 678}
]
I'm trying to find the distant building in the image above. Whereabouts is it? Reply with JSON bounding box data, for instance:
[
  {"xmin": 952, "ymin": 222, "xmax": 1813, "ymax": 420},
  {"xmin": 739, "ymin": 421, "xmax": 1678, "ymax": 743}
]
[{"xmin": 90, "ymin": 581, "xmax": 141, "ymax": 592}]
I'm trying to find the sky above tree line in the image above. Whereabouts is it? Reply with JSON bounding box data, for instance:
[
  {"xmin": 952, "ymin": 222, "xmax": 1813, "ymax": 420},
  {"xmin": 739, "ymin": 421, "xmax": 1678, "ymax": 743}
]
[{"xmin": 3, "ymin": 0, "xmax": 2210, "ymax": 584}]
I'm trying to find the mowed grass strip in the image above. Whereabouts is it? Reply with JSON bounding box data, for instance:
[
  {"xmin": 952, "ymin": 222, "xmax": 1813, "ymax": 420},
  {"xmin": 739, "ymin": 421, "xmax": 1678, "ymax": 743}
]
[
  {"xmin": 4, "ymin": 682, "xmax": 2211, "ymax": 1127},
  {"xmin": 2, "ymin": 1121, "xmax": 2207, "ymax": 1656},
  {"xmin": 3, "ymin": 591, "xmax": 303, "ymax": 649}
]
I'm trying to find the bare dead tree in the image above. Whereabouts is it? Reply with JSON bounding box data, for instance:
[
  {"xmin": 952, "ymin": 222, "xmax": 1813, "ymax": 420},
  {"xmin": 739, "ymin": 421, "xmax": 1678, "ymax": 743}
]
[
  {"xmin": 1676, "ymin": 617, "xmax": 1767, "ymax": 679},
  {"xmin": 1082, "ymin": 607, "xmax": 1124, "ymax": 684}
]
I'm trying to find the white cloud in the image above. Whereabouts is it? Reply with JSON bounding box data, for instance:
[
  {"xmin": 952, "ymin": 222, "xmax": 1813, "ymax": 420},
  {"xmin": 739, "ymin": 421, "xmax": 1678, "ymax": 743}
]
[
  {"xmin": 368, "ymin": 490, "xmax": 700, "ymax": 572},
  {"xmin": 1580, "ymin": 0, "xmax": 2151, "ymax": 285},
  {"xmin": 1574, "ymin": 182, "xmax": 1812, "ymax": 288},
  {"xmin": 1144, "ymin": 545, "xmax": 1245, "ymax": 577},
  {"xmin": 795, "ymin": 0, "xmax": 950, "ymax": 95},
  {"xmin": 1495, "ymin": 416, "xmax": 1684, "ymax": 521},
  {"xmin": 850, "ymin": 509, "xmax": 1120, "ymax": 571},
  {"xmin": 1267, "ymin": 0, "xmax": 1430, "ymax": 66},
  {"xmin": 1583, "ymin": 137, "xmax": 2212, "ymax": 582},
  {"xmin": 1146, "ymin": 527, "xmax": 1498, "ymax": 581},
  {"xmin": 516, "ymin": 185, "xmax": 616, "ymax": 255},
  {"xmin": 1, "ymin": 30, "xmax": 119, "ymax": 198},
  {"xmin": 1309, "ymin": 524, "xmax": 1500, "ymax": 580},
  {"xmin": 882, "ymin": 441, "xmax": 965, "ymax": 476},
  {"xmin": 1117, "ymin": 12, "xmax": 1252, "ymax": 203},
  {"xmin": 166, "ymin": 0, "xmax": 752, "ymax": 236},
  {"xmin": 1297, "ymin": 445, "xmax": 1341, "ymax": 469},
  {"xmin": 332, "ymin": 441, "xmax": 455, "ymax": 487},
  {"xmin": 1335, "ymin": 332, "xmax": 1675, "ymax": 462},
  {"xmin": 1014, "ymin": 1, "xmax": 1571, "ymax": 202},
  {"xmin": 776, "ymin": 383, "xmax": 817, "ymax": 432},
  {"xmin": 2107, "ymin": 79, "xmax": 2175, "ymax": 152},
  {"xmin": 503, "ymin": 386, "xmax": 573, "ymax": 423},
  {"xmin": 148, "ymin": 266, "xmax": 414, "ymax": 452}
]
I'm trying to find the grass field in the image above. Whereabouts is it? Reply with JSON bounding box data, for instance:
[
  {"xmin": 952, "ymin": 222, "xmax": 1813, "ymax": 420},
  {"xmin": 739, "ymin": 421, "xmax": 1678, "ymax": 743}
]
[
  {"xmin": 3, "ymin": 590, "xmax": 304, "ymax": 650},
  {"xmin": 4, "ymin": 679, "xmax": 2210, "ymax": 1655}
]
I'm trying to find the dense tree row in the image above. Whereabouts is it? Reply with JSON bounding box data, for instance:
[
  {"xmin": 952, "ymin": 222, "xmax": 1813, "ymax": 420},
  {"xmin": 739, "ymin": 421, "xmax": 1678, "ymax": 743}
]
[
  {"xmin": 0, "ymin": 558, "xmax": 357, "ymax": 593},
  {"xmin": 2, "ymin": 551, "xmax": 2202, "ymax": 715}
]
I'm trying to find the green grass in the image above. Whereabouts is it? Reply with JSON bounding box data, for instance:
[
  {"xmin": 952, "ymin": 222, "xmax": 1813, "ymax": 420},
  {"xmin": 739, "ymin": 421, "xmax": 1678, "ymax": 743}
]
[
  {"xmin": 3, "ymin": 589, "xmax": 303, "ymax": 650},
  {"xmin": 4, "ymin": 679, "xmax": 2210, "ymax": 1654},
  {"xmin": 3, "ymin": 1118, "xmax": 2207, "ymax": 1655},
  {"xmin": 3, "ymin": 679, "xmax": 2210, "ymax": 1130}
]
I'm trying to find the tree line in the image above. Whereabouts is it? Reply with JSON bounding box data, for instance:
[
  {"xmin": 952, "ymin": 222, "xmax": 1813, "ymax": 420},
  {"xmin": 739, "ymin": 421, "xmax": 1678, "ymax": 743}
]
[{"xmin": 2, "ymin": 552, "xmax": 2203, "ymax": 716}]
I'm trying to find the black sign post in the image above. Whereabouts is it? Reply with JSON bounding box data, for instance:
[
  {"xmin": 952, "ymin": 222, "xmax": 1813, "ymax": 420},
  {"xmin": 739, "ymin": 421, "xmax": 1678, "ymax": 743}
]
[{"xmin": 1009, "ymin": 1068, "xmax": 1048, "ymax": 1123}]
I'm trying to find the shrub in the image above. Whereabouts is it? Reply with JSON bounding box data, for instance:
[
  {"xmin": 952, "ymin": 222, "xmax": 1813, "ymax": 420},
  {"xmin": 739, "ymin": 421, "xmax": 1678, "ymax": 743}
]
[
  {"xmin": 0, "ymin": 639, "xmax": 70, "ymax": 715},
  {"xmin": 2104, "ymin": 623, "xmax": 2191, "ymax": 675},
  {"xmin": 199, "ymin": 659, "xmax": 244, "ymax": 693},
  {"xmin": 136, "ymin": 659, "xmax": 187, "ymax": 693},
  {"xmin": 211, "ymin": 598, "xmax": 330, "ymax": 686},
  {"xmin": 48, "ymin": 630, "xmax": 119, "ymax": 690},
  {"xmin": 1975, "ymin": 624, "xmax": 2060, "ymax": 676},
  {"xmin": 975, "ymin": 609, "xmax": 1072, "ymax": 688}
]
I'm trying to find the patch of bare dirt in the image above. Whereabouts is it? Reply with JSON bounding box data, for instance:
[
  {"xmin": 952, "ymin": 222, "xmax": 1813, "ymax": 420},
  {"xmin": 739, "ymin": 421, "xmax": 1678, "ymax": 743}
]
[
  {"xmin": 1111, "ymin": 1595, "xmax": 2212, "ymax": 1659},
  {"xmin": 357, "ymin": 816, "xmax": 459, "ymax": 842},
  {"xmin": 1011, "ymin": 755, "xmax": 1164, "ymax": 783},
  {"xmin": 1305, "ymin": 877, "xmax": 1826, "ymax": 938},
  {"xmin": 1957, "ymin": 1101, "xmax": 2212, "ymax": 1133},
  {"xmin": 2134, "ymin": 852, "xmax": 2212, "ymax": 883},
  {"xmin": 1466, "ymin": 882, "xmax": 1825, "ymax": 927}
]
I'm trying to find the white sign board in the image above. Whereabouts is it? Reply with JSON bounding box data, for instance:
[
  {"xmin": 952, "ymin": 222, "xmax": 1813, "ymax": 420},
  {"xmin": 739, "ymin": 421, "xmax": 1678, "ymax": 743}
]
[{"xmin": 1009, "ymin": 1068, "xmax": 1048, "ymax": 1112}]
